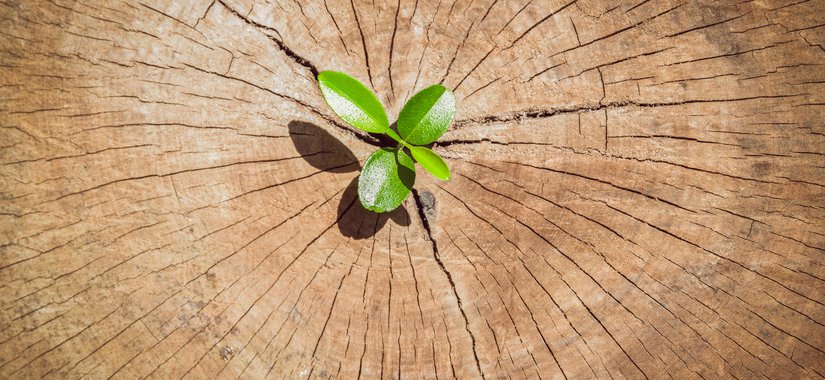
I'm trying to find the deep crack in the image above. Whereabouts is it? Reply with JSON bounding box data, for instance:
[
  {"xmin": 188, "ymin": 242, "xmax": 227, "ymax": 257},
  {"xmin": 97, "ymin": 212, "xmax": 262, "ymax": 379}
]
[
  {"xmin": 215, "ymin": 0, "xmax": 384, "ymax": 148},
  {"xmin": 217, "ymin": 0, "xmax": 318, "ymax": 77},
  {"xmin": 455, "ymin": 94, "xmax": 808, "ymax": 128},
  {"xmin": 412, "ymin": 189, "xmax": 485, "ymax": 379}
]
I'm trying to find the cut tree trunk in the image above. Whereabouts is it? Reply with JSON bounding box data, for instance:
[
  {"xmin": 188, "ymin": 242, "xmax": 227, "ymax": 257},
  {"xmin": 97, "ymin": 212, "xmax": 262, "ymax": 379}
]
[{"xmin": 2, "ymin": 0, "xmax": 824, "ymax": 378}]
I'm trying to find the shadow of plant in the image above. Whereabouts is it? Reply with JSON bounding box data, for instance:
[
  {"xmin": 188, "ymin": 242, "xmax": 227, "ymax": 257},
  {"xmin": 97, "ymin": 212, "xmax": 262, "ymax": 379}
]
[
  {"xmin": 288, "ymin": 120, "xmax": 410, "ymax": 239},
  {"xmin": 289, "ymin": 120, "xmax": 358, "ymax": 173}
]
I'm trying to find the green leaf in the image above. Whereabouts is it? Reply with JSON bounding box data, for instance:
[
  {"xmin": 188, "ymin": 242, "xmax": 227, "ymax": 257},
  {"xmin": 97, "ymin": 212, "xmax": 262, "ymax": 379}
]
[
  {"xmin": 317, "ymin": 71, "xmax": 389, "ymax": 133},
  {"xmin": 397, "ymin": 84, "xmax": 455, "ymax": 145},
  {"xmin": 410, "ymin": 146, "xmax": 450, "ymax": 181},
  {"xmin": 358, "ymin": 148, "xmax": 415, "ymax": 213}
]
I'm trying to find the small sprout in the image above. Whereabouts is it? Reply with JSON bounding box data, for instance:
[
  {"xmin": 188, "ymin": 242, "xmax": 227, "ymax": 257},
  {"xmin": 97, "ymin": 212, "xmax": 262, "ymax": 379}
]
[
  {"xmin": 358, "ymin": 148, "xmax": 415, "ymax": 213},
  {"xmin": 317, "ymin": 71, "xmax": 389, "ymax": 134},
  {"xmin": 317, "ymin": 71, "xmax": 455, "ymax": 213},
  {"xmin": 397, "ymin": 84, "xmax": 455, "ymax": 146},
  {"xmin": 409, "ymin": 146, "xmax": 450, "ymax": 181}
]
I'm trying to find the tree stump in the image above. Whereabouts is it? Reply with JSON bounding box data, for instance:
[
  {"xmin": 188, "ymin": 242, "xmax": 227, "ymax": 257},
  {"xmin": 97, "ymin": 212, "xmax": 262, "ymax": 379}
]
[{"xmin": 2, "ymin": 0, "xmax": 824, "ymax": 378}]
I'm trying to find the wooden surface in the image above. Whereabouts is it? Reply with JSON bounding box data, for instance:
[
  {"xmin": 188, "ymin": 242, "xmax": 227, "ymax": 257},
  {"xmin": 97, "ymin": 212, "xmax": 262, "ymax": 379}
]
[{"xmin": 2, "ymin": 0, "xmax": 825, "ymax": 378}]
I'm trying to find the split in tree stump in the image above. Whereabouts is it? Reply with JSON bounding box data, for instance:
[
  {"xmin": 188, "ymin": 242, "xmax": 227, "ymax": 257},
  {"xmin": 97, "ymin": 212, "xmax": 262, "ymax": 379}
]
[{"xmin": 1, "ymin": 0, "xmax": 825, "ymax": 378}]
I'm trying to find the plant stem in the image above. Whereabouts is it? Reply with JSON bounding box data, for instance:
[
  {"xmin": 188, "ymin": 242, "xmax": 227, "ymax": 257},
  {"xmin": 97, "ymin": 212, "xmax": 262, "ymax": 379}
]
[{"xmin": 385, "ymin": 129, "xmax": 412, "ymax": 149}]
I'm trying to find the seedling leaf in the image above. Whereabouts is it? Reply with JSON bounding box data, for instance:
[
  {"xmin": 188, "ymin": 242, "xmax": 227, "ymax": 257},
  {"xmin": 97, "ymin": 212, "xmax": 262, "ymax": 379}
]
[
  {"xmin": 410, "ymin": 146, "xmax": 450, "ymax": 181},
  {"xmin": 317, "ymin": 71, "xmax": 389, "ymax": 133},
  {"xmin": 358, "ymin": 148, "xmax": 415, "ymax": 212},
  {"xmin": 397, "ymin": 84, "xmax": 455, "ymax": 145}
]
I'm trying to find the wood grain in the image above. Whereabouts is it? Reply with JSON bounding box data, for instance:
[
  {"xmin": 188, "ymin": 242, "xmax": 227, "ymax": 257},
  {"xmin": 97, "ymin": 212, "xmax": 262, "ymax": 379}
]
[{"xmin": 1, "ymin": 0, "xmax": 824, "ymax": 378}]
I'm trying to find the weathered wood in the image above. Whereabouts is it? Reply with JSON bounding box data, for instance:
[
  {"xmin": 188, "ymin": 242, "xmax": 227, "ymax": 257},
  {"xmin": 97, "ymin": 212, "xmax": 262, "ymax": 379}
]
[{"xmin": 2, "ymin": 0, "xmax": 824, "ymax": 378}]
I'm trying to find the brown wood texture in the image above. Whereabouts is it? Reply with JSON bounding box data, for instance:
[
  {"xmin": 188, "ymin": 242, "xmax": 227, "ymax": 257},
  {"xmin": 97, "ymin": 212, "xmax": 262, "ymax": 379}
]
[{"xmin": 2, "ymin": 0, "xmax": 825, "ymax": 378}]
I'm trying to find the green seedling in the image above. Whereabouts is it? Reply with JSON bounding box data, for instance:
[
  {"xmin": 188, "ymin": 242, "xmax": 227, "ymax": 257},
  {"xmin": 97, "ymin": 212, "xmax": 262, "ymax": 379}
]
[{"xmin": 317, "ymin": 71, "xmax": 454, "ymax": 213}]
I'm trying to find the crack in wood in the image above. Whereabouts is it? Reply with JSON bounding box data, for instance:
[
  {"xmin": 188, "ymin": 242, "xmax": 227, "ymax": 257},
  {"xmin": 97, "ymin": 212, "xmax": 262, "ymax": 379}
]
[{"xmin": 412, "ymin": 189, "xmax": 485, "ymax": 379}]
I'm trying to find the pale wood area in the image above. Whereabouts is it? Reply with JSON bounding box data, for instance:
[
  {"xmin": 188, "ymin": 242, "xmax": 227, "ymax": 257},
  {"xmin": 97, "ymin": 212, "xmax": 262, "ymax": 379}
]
[{"xmin": 2, "ymin": 0, "xmax": 825, "ymax": 378}]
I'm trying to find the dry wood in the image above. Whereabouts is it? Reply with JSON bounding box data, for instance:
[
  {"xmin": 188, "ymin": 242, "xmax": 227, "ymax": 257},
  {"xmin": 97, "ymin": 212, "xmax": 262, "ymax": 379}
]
[{"xmin": 1, "ymin": 0, "xmax": 824, "ymax": 378}]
